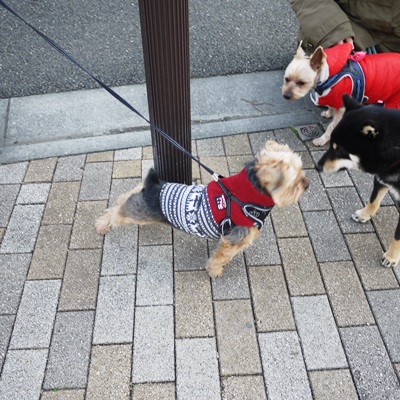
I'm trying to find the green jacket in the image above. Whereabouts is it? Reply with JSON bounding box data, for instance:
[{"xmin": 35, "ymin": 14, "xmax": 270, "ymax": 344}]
[{"xmin": 290, "ymin": 0, "xmax": 400, "ymax": 53}]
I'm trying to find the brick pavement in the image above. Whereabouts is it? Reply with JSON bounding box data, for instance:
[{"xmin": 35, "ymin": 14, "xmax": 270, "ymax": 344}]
[{"xmin": 1, "ymin": 129, "xmax": 400, "ymax": 399}]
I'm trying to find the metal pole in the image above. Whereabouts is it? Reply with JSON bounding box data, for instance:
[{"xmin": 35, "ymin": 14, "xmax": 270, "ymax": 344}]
[{"xmin": 138, "ymin": 0, "xmax": 191, "ymax": 184}]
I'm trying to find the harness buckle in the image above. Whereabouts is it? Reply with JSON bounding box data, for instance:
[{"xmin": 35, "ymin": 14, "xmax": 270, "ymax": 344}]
[{"xmin": 218, "ymin": 217, "xmax": 234, "ymax": 236}]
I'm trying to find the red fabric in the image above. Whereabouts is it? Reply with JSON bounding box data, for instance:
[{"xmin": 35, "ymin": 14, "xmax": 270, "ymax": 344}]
[
  {"xmin": 315, "ymin": 43, "xmax": 400, "ymax": 109},
  {"xmin": 206, "ymin": 168, "xmax": 274, "ymax": 227}
]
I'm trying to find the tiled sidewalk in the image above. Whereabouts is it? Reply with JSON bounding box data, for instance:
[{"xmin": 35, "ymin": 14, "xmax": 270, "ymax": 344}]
[{"xmin": 1, "ymin": 129, "xmax": 400, "ymax": 400}]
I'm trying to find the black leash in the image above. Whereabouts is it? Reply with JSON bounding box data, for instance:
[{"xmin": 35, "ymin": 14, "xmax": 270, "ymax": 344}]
[{"xmin": 0, "ymin": 0, "xmax": 219, "ymax": 179}]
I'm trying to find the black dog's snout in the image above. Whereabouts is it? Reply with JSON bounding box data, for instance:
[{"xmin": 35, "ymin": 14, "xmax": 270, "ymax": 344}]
[{"xmin": 283, "ymin": 92, "xmax": 292, "ymax": 100}]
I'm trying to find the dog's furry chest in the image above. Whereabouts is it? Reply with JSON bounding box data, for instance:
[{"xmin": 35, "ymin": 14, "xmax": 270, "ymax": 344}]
[{"xmin": 159, "ymin": 182, "xmax": 220, "ymax": 239}]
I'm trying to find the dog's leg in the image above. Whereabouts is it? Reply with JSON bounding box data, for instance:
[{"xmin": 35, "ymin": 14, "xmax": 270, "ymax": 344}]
[
  {"xmin": 382, "ymin": 216, "xmax": 400, "ymax": 268},
  {"xmin": 352, "ymin": 177, "xmax": 388, "ymax": 223},
  {"xmin": 321, "ymin": 106, "xmax": 336, "ymax": 119},
  {"xmin": 313, "ymin": 107, "xmax": 345, "ymax": 146},
  {"xmin": 206, "ymin": 227, "xmax": 259, "ymax": 278}
]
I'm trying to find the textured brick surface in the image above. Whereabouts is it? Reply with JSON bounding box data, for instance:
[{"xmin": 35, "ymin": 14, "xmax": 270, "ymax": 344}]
[
  {"xmin": 0, "ymin": 184, "xmax": 19, "ymax": 227},
  {"xmin": 24, "ymin": 158, "xmax": 56, "ymax": 182},
  {"xmin": 0, "ymin": 315, "xmax": 14, "ymax": 370},
  {"xmin": 222, "ymin": 375, "xmax": 266, "ymax": 400},
  {"xmin": 79, "ymin": 162, "xmax": 112, "ymax": 200},
  {"xmin": 132, "ymin": 383, "xmax": 176, "ymax": 400}
]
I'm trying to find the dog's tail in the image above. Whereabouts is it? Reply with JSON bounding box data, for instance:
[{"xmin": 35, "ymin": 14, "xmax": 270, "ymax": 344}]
[{"xmin": 144, "ymin": 168, "xmax": 161, "ymax": 187}]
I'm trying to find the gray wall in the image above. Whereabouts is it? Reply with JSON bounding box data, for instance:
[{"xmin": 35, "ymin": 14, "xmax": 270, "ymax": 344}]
[{"xmin": 0, "ymin": 0, "xmax": 298, "ymax": 98}]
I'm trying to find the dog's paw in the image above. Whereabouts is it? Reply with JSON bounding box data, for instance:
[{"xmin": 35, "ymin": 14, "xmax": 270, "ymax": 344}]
[
  {"xmin": 351, "ymin": 209, "xmax": 372, "ymax": 223},
  {"xmin": 206, "ymin": 265, "xmax": 224, "ymax": 278},
  {"xmin": 95, "ymin": 216, "xmax": 112, "ymax": 235},
  {"xmin": 381, "ymin": 252, "xmax": 399, "ymax": 268},
  {"xmin": 312, "ymin": 135, "xmax": 329, "ymax": 146},
  {"xmin": 321, "ymin": 110, "xmax": 334, "ymax": 119}
]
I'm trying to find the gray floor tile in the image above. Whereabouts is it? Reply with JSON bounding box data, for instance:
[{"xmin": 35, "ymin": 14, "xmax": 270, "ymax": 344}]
[
  {"xmin": 132, "ymin": 383, "xmax": 175, "ymax": 400},
  {"xmin": 299, "ymin": 169, "xmax": 331, "ymax": 211},
  {"xmin": 53, "ymin": 155, "xmax": 86, "ymax": 182},
  {"xmin": 132, "ymin": 306, "xmax": 174, "ymax": 383},
  {"xmin": 0, "ymin": 162, "xmax": 28, "ymax": 184},
  {"xmin": 0, "ymin": 315, "xmax": 14, "ymax": 370},
  {"xmin": 292, "ymin": 295, "xmax": 347, "ymax": 370},
  {"xmin": 271, "ymin": 203, "xmax": 307, "ymax": 238},
  {"xmin": 249, "ymin": 265, "xmax": 295, "ymax": 332},
  {"xmin": 136, "ymin": 245, "xmax": 173, "ymax": 306},
  {"xmin": 223, "ymin": 134, "xmax": 252, "ymax": 155},
  {"xmin": 341, "ymin": 326, "xmax": 400, "ymax": 400},
  {"xmin": 320, "ymin": 261, "xmax": 374, "ymax": 327},
  {"xmin": 86, "ymin": 345, "xmax": 131, "ymax": 400},
  {"xmin": 24, "ymin": 158, "xmax": 56, "ymax": 183},
  {"xmin": 303, "ymin": 210, "xmax": 351, "ymax": 262},
  {"xmin": 44, "ymin": 311, "xmax": 94, "ymax": 389},
  {"xmin": 173, "ymin": 229, "xmax": 208, "ymax": 271},
  {"xmin": 259, "ymin": 331, "xmax": 312, "ymax": 400},
  {"xmin": 175, "ymin": 271, "xmax": 214, "ymax": 338},
  {"xmin": 10, "ymin": 280, "xmax": 61, "ymax": 349},
  {"xmin": 367, "ymin": 289, "xmax": 400, "ymax": 362},
  {"xmin": 79, "ymin": 162, "xmax": 112, "ymax": 201},
  {"xmin": 249, "ymin": 131, "xmax": 275, "ymax": 155},
  {"xmin": 373, "ymin": 206, "xmax": 400, "ymax": 252},
  {"xmin": 17, "ymin": 183, "xmax": 51, "ymax": 204},
  {"xmin": 0, "ymin": 349, "xmax": 47, "ymax": 400},
  {"xmin": 41, "ymin": 389, "xmax": 85, "ymax": 400},
  {"xmin": 274, "ymin": 128, "xmax": 307, "ymax": 151},
  {"xmin": 93, "ymin": 275, "xmax": 135, "ymax": 344},
  {"xmin": 0, "ymin": 253, "xmax": 31, "ymax": 314},
  {"xmin": 214, "ymin": 300, "xmax": 261, "ymax": 375},
  {"xmin": 222, "ymin": 375, "xmax": 266, "ymax": 400},
  {"xmin": 139, "ymin": 223, "xmax": 172, "ymax": 246},
  {"xmin": 101, "ymin": 225, "xmax": 138, "ymax": 275},
  {"xmin": 279, "ymin": 237, "xmax": 325, "ymax": 296},
  {"xmin": 0, "ymin": 204, "xmax": 44, "ymax": 253},
  {"xmin": 196, "ymin": 137, "xmax": 225, "ymax": 157},
  {"xmin": 0, "ymin": 184, "xmax": 19, "ymax": 227},
  {"xmin": 176, "ymin": 338, "xmax": 220, "ymax": 400}
]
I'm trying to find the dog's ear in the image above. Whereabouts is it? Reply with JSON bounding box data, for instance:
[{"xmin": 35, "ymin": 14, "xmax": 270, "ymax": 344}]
[
  {"xmin": 360, "ymin": 121, "xmax": 379, "ymax": 138},
  {"xmin": 295, "ymin": 41, "xmax": 305, "ymax": 58},
  {"xmin": 342, "ymin": 94, "xmax": 362, "ymax": 111},
  {"xmin": 309, "ymin": 47, "xmax": 326, "ymax": 72}
]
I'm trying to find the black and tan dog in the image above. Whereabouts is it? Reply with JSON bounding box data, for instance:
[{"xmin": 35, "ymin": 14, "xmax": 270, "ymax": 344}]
[
  {"xmin": 318, "ymin": 94, "xmax": 400, "ymax": 268},
  {"xmin": 96, "ymin": 140, "xmax": 308, "ymax": 277}
]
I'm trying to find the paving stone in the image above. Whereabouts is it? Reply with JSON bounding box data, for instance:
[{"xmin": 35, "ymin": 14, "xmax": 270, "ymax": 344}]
[
  {"xmin": 249, "ymin": 265, "xmax": 295, "ymax": 332},
  {"xmin": 42, "ymin": 181, "xmax": 80, "ymax": 225},
  {"xmin": 367, "ymin": 289, "xmax": 400, "ymax": 362},
  {"xmin": 136, "ymin": 245, "xmax": 173, "ymax": 306},
  {"xmin": 259, "ymin": 331, "xmax": 312, "ymax": 400},
  {"xmin": 139, "ymin": 223, "xmax": 172, "ymax": 246},
  {"xmin": 0, "ymin": 184, "xmax": 19, "ymax": 227},
  {"xmin": 299, "ymin": 169, "xmax": 331, "ymax": 211},
  {"xmin": 175, "ymin": 271, "xmax": 214, "ymax": 338},
  {"xmin": 112, "ymin": 160, "xmax": 141, "ymax": 178},
  {"xmin": 0, "ymin": 253, "xmax": 31, "ymax": 314},
  {"xmin": 274, "ymin": 128, "xmax": 308, "ymax": 151},
  {"xmin": 346, "ymin": 233, "xmax": 399, "ymax": 290},
  {"xmin": 115, "ymin": 147, "xmax": 142, "ymax": 160},
  {"xmin": 327, "ymin": 187, "xmax": 374, "ymax": 233},
  {"xmin": 108, "ymin": 177, "xmax": 140, "ymax": 206},
  {"xmin": 210, "ymin": 251, "xmax": 250, "ymax": 300},
  {"xmin": 176, "ymin": 338, "xmax": 220, "ymax": 400},
  {"xmin": 28, "ymin": 224, "xmax": 71, "ymax": 279},
  {"xmin": 86, "ymin": 345, "xmax": 131, "ymax": 400},
  {"xmin": 244, "ymin": 217, "xmax": 281, "ymax": 266},
  {"xmin": 279, "ymin": 237, "xmax": 325, "ymax": 296},
  {"xmin": 309, "ymin": 369, "xmax": 358, "ymax": 400},
  {"xmin": 132, "ymin": 305, "xmax": 174, "ymax": 383},
  {"xmin": 58, "ymin": 249, "xmax": 101, "ymax": 311},
  {"xmin": 44, "ymin": 311, "xmax": 94, "ymax": 389},
  {"xmin": 223, "ymin": 134, "xmax": 252, "ymax": 155},
  {"xmin": 248, "ymin": 131, "xmax": 275, "ymax": 155},
  {"xmin": 214, "ymin": 300, "xmax": 261, "ymax": 375},
  {"xmin": 349, "ymin": 170, "xmax": 393, "ymax": 206},
  {"xmin": 0, "ymin": 315, "xmax": 14, "ymax": 370},
  {"xmin": 132, "ymin": 383, "xmax": 175, "ymax": 400},
  {"xmin": 16, "ymin": 182, "xmax": 51, "ymax": 204},
  {"xmin": 292, "ymin": 295, "xmax": 347, "ymax": 370},
  {"xmin": 101, "ymin": 225, "xmax": 138, "ymax": 275},
  {"xmin": 271, "ymin": 203, "xmax": 307, "ymax": 238},
  {"xmin": 373, "ymin": 206, "xmax": 400, "ymax": 251},
  {"xmin": 79, "ymin": 162, "xmax": 112, "ymax": 200},
  {"xmin": 174, "ymin": 228, "xmax": 208, "ymax": 271},
  {"xmin": 197, "ymin": 137, "xmax": 225, "ymax": 156},
  {"xmin": 199, "ymin": 156, "xmax": 229, "ymax": 184},
  {"xmin": 41, "ymin": 389, "xmax": 85, "ymax": 400},
  {"xmin": 0, "ymin": 204, "xmax": 44, "ymax": 253},
  {"xmin": 226, "ymin": 155, "xmax": 251, "ymax": 174},
  {"xmin": 0, "ymin": 349, "xmax": 47, "ymax": 400},
  {"xmin": 340, "ymin": 326, "xmax": 400, "ymax": 399},
  {"xmin": 93, "ymin": 275, "xmax": 135, "ymax": 344},
  {"xmin": 0, "ymin": 162, "xmax": 28, "ymax": 184},
  {"xmin": 141, "ymin": 159, "xmax": 154, "ymax": 180},
  {"xmin": 303, "ymin": 210, "xmax": 351, "ymax": 262},
  {"xmin": 142, "ymin": 146, "xmax": 153, "ymax": 160},
  {"xmin": 10, "ymin": 280, "xmax": 61, "ymax": 349},
  {"xmin": 24, "ymin": 158, "xmax": 57, "ymax": 182},
  {"xmin": 53, "ymin": 154, "xmax": 85, "ymax": 181},
  {"xmin": 320, "ymin": 261, "xmax": 374, "ymax": 326},
  {"xmin": 0, "ymin": 228, "xmax": 3, "ymax": 243},
  {"xmin": 69, "ymin": 201, "xmax": 107, "ymax": 249},
  {"xmin": 86, "ymin": 151, "xmax": 114, "ymax": 162},
  {"xmin": 221, "ymin": 375, "xmax": 266, "ymax": 400}
]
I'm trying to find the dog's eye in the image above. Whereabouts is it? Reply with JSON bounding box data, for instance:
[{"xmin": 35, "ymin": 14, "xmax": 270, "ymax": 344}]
[{"xmin": 297, "ymin": 81, "xmax": 306, "ymax": 86}]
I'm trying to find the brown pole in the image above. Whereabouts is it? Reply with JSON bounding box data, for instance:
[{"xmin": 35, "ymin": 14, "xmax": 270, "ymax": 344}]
[{"xmin": 138, "ymin": 0, "xmax": 192, "ymax": 184}]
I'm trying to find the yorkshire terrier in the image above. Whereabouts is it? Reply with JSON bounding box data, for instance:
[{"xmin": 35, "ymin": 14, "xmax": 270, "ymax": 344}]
[
  {"xmin": 96, "ymin": 140, "xmax": 308, "ymax": 277},
  {"xmin": 282, "ymin": 42, "xmax": 400, "ymax": 146}
]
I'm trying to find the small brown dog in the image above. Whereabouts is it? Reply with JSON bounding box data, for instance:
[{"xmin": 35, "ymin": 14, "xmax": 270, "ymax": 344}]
[{"xmin": 96, "ymin": 140, "xmax": 308, "ymax": 277}]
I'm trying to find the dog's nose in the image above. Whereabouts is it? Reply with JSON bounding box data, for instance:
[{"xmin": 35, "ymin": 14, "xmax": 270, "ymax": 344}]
[{"xmin": 283, "ymin": 92, "xmax": 292, "ymax": 100}]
